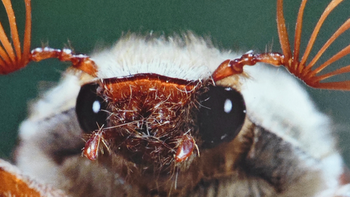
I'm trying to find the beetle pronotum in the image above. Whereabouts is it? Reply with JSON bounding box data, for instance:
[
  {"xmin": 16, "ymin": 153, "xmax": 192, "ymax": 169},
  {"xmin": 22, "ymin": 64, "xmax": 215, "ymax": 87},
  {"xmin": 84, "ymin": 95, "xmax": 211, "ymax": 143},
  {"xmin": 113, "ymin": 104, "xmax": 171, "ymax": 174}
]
[{"xmin": 1, "ymin": 0, "xmax": 350, "ymax": 196}]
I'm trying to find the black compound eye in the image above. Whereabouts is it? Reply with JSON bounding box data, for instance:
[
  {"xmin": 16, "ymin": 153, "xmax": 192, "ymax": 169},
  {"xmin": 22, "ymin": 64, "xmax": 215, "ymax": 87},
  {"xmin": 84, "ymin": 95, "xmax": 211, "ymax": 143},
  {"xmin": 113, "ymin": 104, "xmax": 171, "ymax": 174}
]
[
  {"xmin": 76, "ymin": 83, "xmax": 108, "ymax": 133},
  {"xmin": 198, "ymin": 85, "xmax": 246, "ymax": 149}
]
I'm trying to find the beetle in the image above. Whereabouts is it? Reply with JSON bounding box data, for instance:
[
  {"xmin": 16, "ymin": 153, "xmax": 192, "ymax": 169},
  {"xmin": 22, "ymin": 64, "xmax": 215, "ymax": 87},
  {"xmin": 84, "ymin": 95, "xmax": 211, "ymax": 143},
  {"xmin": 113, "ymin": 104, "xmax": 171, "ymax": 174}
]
[{"xmin": 1, "ymin": 0, "xmax": 350, "ymax": 196}]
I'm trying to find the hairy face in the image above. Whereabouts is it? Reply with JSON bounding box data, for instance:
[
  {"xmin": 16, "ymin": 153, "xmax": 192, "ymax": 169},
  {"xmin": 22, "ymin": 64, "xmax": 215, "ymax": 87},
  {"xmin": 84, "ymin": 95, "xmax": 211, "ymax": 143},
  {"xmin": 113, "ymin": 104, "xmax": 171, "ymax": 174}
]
[
  {"xmin": 76, "ymin": 72, "xmax": 247, "ymax": 175},
  {"xmin": 11, "ymin": 36, "xmax": 348, "ymax": 196}
]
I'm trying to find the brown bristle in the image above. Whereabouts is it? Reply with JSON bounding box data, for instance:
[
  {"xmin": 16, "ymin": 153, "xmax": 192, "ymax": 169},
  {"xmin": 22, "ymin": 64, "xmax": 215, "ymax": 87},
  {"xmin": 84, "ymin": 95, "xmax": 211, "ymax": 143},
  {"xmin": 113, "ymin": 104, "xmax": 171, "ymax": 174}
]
[{"xmin": 91, "ymin": 74, "xmax": 204, "ymax": 170}]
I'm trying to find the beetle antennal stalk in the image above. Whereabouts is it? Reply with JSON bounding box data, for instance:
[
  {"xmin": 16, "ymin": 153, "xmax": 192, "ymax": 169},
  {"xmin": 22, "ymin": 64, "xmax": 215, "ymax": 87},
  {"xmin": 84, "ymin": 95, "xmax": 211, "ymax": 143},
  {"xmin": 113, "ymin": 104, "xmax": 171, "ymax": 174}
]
[
  {"xmin": 213, "ymin": 0, "xmax": 350, "ymax": 90},
  {"xmin": 0, "ymin": 0, "xmax": 98, "ymax": 77}
]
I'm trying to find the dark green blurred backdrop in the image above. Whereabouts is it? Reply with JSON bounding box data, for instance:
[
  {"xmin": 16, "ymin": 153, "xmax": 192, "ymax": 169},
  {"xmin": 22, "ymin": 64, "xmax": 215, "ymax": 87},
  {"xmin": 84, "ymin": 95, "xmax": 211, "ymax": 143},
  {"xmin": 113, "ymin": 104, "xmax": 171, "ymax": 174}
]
[{"xmin": 0, "ymin": 0, "xmax": 350, "ymax": 166}]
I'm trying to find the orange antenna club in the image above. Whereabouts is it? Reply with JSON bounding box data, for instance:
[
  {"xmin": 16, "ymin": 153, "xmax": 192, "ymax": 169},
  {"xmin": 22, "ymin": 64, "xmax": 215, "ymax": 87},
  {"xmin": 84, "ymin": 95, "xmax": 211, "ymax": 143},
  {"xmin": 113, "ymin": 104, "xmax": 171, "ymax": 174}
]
[
  {"xmin": 212, "ymin": 0, "xmax": 350, "ymax": 90},
  {"xmin": 0, "ymin": 0, "xmax": 97, "ymax": 76}
]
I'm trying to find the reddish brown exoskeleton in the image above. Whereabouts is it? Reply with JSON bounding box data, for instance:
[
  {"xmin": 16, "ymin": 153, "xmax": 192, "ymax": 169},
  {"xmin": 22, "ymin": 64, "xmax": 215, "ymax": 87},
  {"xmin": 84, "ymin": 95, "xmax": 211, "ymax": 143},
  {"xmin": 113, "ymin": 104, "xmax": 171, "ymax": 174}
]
[{"xmin": 1, "ymin": 0, "xmax": 350, "ymax": 196}]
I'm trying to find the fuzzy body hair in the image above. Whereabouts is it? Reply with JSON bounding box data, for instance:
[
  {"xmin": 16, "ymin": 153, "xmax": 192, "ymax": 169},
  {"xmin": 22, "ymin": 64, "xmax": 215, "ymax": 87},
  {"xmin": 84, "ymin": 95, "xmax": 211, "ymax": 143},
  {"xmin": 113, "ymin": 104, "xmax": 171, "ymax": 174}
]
[{"xmin": 15, "ymin": 34, "xmax": 349, "ymax": 196}]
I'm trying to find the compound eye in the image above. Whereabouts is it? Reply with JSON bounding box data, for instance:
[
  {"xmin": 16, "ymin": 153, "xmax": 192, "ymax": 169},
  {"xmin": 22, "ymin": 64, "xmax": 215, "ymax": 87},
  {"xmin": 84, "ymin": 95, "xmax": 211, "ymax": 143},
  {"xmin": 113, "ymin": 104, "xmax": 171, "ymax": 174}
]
[
  {"xmin": 76, "ymin": 83, "xmax": 108, "ymax": 133},
  {"xmin": 198, "ymin": 85, "xmax": 246, "ymax": 149}
]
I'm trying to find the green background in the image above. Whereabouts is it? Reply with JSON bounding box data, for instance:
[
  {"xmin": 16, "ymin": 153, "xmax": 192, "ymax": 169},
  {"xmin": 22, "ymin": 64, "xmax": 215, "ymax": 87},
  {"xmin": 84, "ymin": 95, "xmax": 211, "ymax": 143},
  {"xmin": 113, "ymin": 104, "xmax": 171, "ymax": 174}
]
[{"xmin": 0, "ymin": 0, "xmax": 350, "ymax": 167}]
